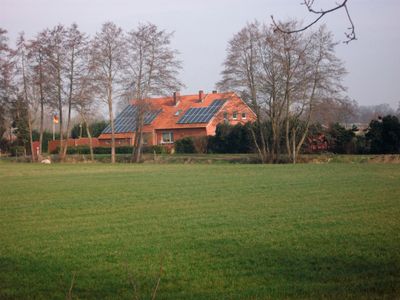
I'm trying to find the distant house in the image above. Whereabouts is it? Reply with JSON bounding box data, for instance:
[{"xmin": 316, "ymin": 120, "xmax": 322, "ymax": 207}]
[
  {"xmin": 339, "ymin": 122, "xmax": 369, "ymax": 136},
  {"xmin": 97, "ymin": 91, "xmax": 256, "ymax": 147}
]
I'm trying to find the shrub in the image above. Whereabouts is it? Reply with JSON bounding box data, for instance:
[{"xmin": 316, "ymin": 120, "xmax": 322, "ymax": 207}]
[
  {"xmin": 326, "ymin": 123, "xmax": 356, "ymax": 154},
  {"xmin": 144, "ymin": 145, "xmax": 165, "ymax": 154},
  {"xmin": 192, "ymin": 136, "xmax": 208, "ymax": 153},
  {"xmin": 175, "ymin": 137, "xmax": 195, "ymax": 153},
  {"xmin": 366, "ymin": 115, "xmax": 400, "ymax": 154},
  {"xmin": 208, "ymin": 123, "xmax": 254, "ymax": 153},
  {"xmin": 0, "ymin": 138, "xmax": 11, "ymax": 154},
  {"xmin": 70, "ymin": 121, "xmax": 108, "ymax": 139},
  {"xmin": 52, "ymin": 144, "xmax": 167, "ymax": 156},
  {"xmin": 9, "ymin": 145, "xmax": 26, "ymax": 157},
  {"xmin": 67, "ymin": 146, "xmax": 90, "ymax": 155}
]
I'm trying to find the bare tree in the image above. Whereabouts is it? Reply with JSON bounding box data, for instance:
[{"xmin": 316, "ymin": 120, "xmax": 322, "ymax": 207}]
[
  {"xmin": 218, "ymin": 21, "xmax": 346, "ymax": 163},
  {"xmin": 283, "ymin": 25, "xmax": 347, "ymax": 163},
  {"xmin": 92, "ymin": 22, "xmax": 126, "ymax": 164},
  {"xmin": 311, "ymin": 97, "xmax": 357, "ymax": 125},
  {"xmin": 271, "ymin": 0, "xmax": 356, "ymax": 44},
  {"xmin": 45, "ymin": 25, "xmax": 68, "ymax": 155},
  {"xmin": 73, "ymin": 49, "xmax": 99, "ymax": 161},
  {"xmin": 28, "ymin": 30, "xmax": 50, "ymax": 156},
  {"xmin": 0, "ymin": 28, "xmax": 14, "ymax": 141},
  {"xmin": 217, "ymin": 22, "xmax": 270, "ymax": 163},
  {"xmin": 14, "ymin": 32, "xmax": 38, "ymax": 161},
  {"xmin": 124, "ymin": 23, "xmax": 183, "ymax": 163},
  {"xmin": 60, "ymin": 23, "xmax": 88, "ymax": 161},
  {"xmin": 356, "ymin": 103, "xmax": 396, "ymax": 123}
]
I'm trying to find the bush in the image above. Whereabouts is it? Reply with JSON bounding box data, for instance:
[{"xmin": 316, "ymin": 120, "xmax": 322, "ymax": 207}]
[
  {"xmin": 366, "ymin": 115, "xmax": 400, "ymax": 154},
  {"xmin": 66, "ymin": 146, "xmax": 91, "ymax": 155},
  {"xmin": 53, "ymin": 145, "xmax": 166, "ymax": 156},
  {"xmin": 192, "ymin": 136, "xmax": 208, "ymax": 153},
  {"xmin": 208, "ymin": 123, "xmax": 254, "ymax": 153},
  {"xmin": 175, "ymin": 137, "xmax": 195, "ymax": 153},
  {"xmin": 326, "ymin": 123, "xmax": 356, "ymax": 154},
  {"xmin": 70, "ymin": 121, "xmax": 108, "ymax": 139},
  {"xmin": 9, "ymin": 145, "xmax": 26, "ymax": 157},
  {"xmin": 144, "ymin": 145, "xmax": 165, "ymax": 154},
  {"xmin": 0, "ymin": 138, "xmax": 11, "ymax": 154}
]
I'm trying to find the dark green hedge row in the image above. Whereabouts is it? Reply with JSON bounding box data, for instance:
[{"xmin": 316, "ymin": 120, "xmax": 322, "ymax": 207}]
[
  {"xmin": 51, "ymin": 145, "xmax": 166, "ymax": 155},
  {"xmin": 175, "ymin": 137, "xmax": 195, "ymax": 153}
]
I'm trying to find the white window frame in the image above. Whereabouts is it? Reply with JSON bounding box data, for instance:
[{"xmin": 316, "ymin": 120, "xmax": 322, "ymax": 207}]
[
  {"xmin": 233, "ymin": 111, "xmax": 238, "ymax": 120},
  {"xmin": 242, "ymin": 112, "xmax": 247, "ymax": 119},
  {"xmin": 161, "ymin": 132, "xmax": 174, "ymax": 144}
]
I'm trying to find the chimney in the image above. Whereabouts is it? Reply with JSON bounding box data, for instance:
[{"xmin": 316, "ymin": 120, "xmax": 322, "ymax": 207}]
[
  {"xmin": 173, "ymin": 91, "xmax": 180, "ymax": 105},
  {"xmin": 212, "ymin": 90, "xmax": 217, "ymax": 94},
  {"xmin": 199, "ymin": 90, "xmax": 204, "ymax": 102}
]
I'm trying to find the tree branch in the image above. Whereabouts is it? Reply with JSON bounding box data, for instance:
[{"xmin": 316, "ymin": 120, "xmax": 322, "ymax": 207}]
[{"xmin": 271, "ymin": 0, "xmax": 356, "ymax": 44}]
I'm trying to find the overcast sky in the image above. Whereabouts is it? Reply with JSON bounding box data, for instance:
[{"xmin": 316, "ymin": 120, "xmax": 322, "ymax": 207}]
[{"xmin": 2, "ymin": 0, "xmax": 400, "ymax": 108}]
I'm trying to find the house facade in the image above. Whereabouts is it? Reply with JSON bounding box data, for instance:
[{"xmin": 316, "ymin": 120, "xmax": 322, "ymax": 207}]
[{"xmin": 97, "ymin": 91, "xmax": 256, "ymax": 147}]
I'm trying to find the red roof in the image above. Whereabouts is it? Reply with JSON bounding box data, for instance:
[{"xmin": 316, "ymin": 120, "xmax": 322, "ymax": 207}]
[
  {"xmin": 98, "ymin": 91, "xmax": 256, "ymax": 139},
  {"xmin": 132, "ymin": 91, "xmax": 236, "ymax": 130}
]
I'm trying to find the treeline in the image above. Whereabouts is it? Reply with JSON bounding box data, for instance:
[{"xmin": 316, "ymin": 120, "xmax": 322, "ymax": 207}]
[
  {"xmin": 175, "ymin": 115, "xmax": 400, "ymax": 157},
  {"xmin": 2, "ymin": 19, "xmax": 399, "ymax": 163},
  {"xmin": 0, "ymin": 22, "xmax": 183, "ymax": 162},
  {"xmin": 1, "ymin": 120, "xmax": 107, "ymax": 156}
]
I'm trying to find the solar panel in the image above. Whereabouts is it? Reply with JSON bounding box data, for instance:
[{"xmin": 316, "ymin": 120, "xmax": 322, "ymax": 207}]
[
  {"xmin": 177, "ymin": 99, "xmax": 226, "ymax": 124},
  {"xmin": 102, "ymin": 106, "xmax": 162, "ymax": 134}
]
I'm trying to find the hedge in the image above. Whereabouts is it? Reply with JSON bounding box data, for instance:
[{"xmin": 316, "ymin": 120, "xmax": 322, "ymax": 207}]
[
  {"xmin": 51, "ymin": 145, "xmax": 165, "ymax": 155},
  {"xmin": 175, "ymin": 137, "xmax": 195, "ymax": 153}
]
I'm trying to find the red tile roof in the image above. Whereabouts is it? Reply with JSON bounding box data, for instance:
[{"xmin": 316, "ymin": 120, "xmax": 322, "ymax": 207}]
[
  {"xmin": 131, "ymin": 91, "xmax": 235, "ymax": 130},
  {"xmin": 98, "ymin": 91, "xmax": 256, "ymax": 140}
]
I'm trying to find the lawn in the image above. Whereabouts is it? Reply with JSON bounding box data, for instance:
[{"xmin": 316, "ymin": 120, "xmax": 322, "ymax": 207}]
[{"xmin": 0, "ymin": 161, "xmax": 399, "ymax": 299}]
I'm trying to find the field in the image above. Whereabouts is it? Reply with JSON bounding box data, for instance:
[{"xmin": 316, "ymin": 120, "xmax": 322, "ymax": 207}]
[{"xmin": 0, "ymin": 161, "xmax": 399, "ymax": 299}]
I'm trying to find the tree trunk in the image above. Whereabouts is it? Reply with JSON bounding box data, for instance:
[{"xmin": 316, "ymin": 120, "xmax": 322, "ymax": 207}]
[
  {"xmin": 271, "ymin": 120, "xmax": 279, "ymax": 162},
  {"xmin": 61, "ymin": 102, "xmax": 72, "ymax": 161},
  {"xmin": 292, "ymin": 127, "xmax": 296, "ymax": 164},
  {"xmin": 135, "ymin": 133, "xmax": 143, "ymax": 163},
  {"xmin": 250, "ymin": 125, "xmax": 267, "ymax": 163},
  {"xmin": 20, "ymin": 48, "xmax": 35, "ymax": 162},
  {"xmin": 38, "ymin": 52, "xmax": 45, "ymax": 156},
  {"xmin": 108, "ymin": 88, "xmax": 116, "ymax": 164},
  {"xmin": 83, "ymin": 117, "xmax": 94, "ymax": 161},
  {"xmin": 27, "ymin": 111, "xmax": 35, "ymax": 162},
  {"xmin": 61, "ymin": 47, "xmax": 75, "ymax": 161},
  {"xmin": 57, "ymin": 60, "xmax": 64, "ymax": 156},
  {"xmin": 132, "ymin": 104, "xmax": 145, "ymax": 163}
]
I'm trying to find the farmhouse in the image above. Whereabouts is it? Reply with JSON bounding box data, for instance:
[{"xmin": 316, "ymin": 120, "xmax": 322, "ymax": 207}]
[{"xmin": 97, "ymin": 91, "xmax": 256, "ymax": 147}]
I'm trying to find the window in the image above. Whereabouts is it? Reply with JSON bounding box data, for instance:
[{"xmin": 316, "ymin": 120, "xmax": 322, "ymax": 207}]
[
  {"xmin": 242, "ymin": 112, "xmax": 246, "ymax": 119},
  {"xmin": 233, "ymin": 111, "xmax": 238, "ymax": 120},
  {"xmin": 161, "ymin": 132, "xmax": 174, "ymax": 144},
  {"xmin": 223, "ymin": 112, "xmax": 229, "ymax": 123},
  {"xmin": 116, "ymin": 138, "xmax": 129, "ymax": 145},
  {"xmin": 142, "ymin": 133, "xmax": 150, "ymax": 145}
]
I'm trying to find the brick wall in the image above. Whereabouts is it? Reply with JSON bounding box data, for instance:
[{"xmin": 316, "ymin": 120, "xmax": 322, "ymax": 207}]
[
  {"xmin": 48, "ymin": 138, "xmax": 100, "ymax": 153},
  {"xmin": 155, "ymin": 128, "xmax": 207, "ymax": 145},
  {"xmin": 206, "ymin": 97, "xmax": 257, "ymax": 135}
]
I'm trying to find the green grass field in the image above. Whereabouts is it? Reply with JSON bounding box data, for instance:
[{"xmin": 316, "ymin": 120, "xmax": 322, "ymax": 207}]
[{"xmin": 0, "ymin": 161, "xmax": 399, "ymax": 299}]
